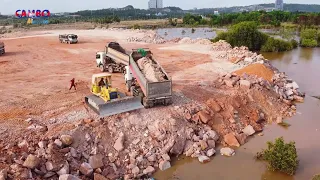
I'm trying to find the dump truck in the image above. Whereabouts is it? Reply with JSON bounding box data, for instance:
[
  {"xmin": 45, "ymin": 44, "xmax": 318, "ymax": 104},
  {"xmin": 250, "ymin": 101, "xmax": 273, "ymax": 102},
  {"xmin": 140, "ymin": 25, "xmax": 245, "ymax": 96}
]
[
  {"xmin": 59, "ymin": 34, "xmax": 78, "ymax": 44},
  {"xmin": 0, "ymin": 42, "xmax": 5, "ymax": 55},
  {"xmin": 85, "ymin": 73, "xmax": 143, "ymax": 117},
  {"xmin": 96, "ymin": 42, "xmax": 129, "ymax": 73},
  {"xmin": 126, "ymin": 49, "xmax": 173, "ymax": 108}
]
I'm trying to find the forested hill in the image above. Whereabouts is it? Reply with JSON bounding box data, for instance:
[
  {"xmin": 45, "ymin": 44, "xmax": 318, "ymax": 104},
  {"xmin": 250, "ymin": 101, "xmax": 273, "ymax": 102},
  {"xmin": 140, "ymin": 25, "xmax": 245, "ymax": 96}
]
[
  {"xmin": 70, "ymin": 3, "xmax": 320, "ymax": 18},
  {"xmin": 192, "ymin": 3, "xmax": 320, "ymax": 13}
]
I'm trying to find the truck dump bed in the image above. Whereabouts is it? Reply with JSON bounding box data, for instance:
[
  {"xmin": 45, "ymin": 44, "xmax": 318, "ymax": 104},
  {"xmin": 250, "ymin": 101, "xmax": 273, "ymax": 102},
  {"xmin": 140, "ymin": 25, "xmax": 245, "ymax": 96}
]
[
  {"xmin": 106, "ymin": 42, "xmax": 130, "ymax": 66},
  {"xmin": 130, "ymin": 49, "xmax": 172, "ymax": 99}
]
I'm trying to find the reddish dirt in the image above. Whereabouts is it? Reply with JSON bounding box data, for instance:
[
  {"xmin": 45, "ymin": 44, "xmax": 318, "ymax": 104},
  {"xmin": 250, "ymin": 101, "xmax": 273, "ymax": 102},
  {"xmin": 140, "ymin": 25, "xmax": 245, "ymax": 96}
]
[
  {"xmin": 0, "ymin": 36, "xmax": 212, "ymax": 137},
  {"xmin": 233, "ymin": 63, "xmax": 275, "ymax": 82}
]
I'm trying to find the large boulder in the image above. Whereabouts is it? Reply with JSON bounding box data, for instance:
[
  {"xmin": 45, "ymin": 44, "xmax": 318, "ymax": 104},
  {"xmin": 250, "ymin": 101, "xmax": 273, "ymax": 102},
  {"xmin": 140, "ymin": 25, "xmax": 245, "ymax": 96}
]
[
  {"xmin": 159, "ymin": 161, "xmax": 171, "ymax": 171},
  {"xmin": 170, "ymin": 135, "xmax": 186, "ymax": 155},
  {"xmin": 143, "ymin": 166, "xmax": 155, "ymax": 175},
  {"xmin": 57, "ymin": 162, "xmax": 70, "ymax": 176},
  {"xmin": 80, "ymin": 163, "xmax": 93, "ymax": 176},
  {"xmin": 224, "ymin": 133, "xmax": 240, "ymax": 147},
  {"xmin": 198, "ymin": 156, "xmax": 210, "ymax": 163},
  {"xmin": 60, "ymin": 135, "xmax": 73, "ymax": 146},
  {"xmin": 114, "ymin": 132, "xmax": 125, "ymax": 152},
  {"xmin": 242, "ymin": 125, "xmax": 255, "ymax": 136},
  {"xmin": 23, "ymin": 154, "xmax": 40, "ymax": 169},
  {"xmin": 220, "ymin": 148, "xmax": 235, "ymax": 157},
  {"xmin": 197, "ymin": 111, "xmax": 211, "ymax": 124},
  {"xmin": 89, "ymin": 155, "xmax": 104, "ymax": 169},
  {"xmin": 206, "ymin": 99, "xmax": 221, "ymax": 112}
]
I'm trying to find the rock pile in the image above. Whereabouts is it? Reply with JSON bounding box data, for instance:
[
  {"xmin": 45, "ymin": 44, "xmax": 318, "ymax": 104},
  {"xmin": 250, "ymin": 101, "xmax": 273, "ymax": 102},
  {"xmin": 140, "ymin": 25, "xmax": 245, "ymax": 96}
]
[
  {"xmin": 137, "ymin": 57, "xmax": 166, "ymax": 82},
  {"xmin": 178, "ymin": 37, "xmax": 213, "ymax": 45},
  {"xmin": 211, "ymin": 40, "xmax": 266, "ymax": 66},
  {"xmin": 219, "ymin": 71, "xmax": 303, "ymax": 116},
  {"xmin": 127, "ymin": 31, "xmax": 166, "ymax": 44},
  {"xmin": 272, "ymin": 72, "xmax": 305, "ymax": 104},
  {"xmin": 211, "ymin": 40, "xmax": 232, "ymax": 51}
]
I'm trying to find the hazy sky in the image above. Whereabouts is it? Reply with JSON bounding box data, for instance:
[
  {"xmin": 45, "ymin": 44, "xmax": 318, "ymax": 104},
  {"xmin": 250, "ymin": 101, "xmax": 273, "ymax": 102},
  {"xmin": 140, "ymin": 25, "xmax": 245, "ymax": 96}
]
[{"xmin": 1, "ymin": 0, "xmax": 320, "ymax": 15}]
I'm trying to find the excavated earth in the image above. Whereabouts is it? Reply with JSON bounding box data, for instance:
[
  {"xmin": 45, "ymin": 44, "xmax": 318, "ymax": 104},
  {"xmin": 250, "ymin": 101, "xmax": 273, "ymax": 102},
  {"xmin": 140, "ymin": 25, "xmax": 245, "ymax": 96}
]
[{"xmin": 0, "ymin": 29, "xmax": 304, "ymax": 180}]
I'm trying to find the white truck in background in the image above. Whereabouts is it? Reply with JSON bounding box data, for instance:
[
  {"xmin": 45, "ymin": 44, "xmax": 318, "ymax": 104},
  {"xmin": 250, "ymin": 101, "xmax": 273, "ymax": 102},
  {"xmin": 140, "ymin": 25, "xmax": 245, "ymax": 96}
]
[
  {"xmin": 59, "ymin": 34, "xmax": 78, "ymax": 44},
  {"xmin": 0, "ymin": 42, "xmax": 5, "ymax": 55}
]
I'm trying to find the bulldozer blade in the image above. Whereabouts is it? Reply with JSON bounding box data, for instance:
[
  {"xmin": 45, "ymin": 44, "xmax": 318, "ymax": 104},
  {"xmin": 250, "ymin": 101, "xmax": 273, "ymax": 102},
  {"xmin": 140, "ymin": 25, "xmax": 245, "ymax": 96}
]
[{"xmin": 85, "ymin": 95, "xmax": 144, "ymax": 117}]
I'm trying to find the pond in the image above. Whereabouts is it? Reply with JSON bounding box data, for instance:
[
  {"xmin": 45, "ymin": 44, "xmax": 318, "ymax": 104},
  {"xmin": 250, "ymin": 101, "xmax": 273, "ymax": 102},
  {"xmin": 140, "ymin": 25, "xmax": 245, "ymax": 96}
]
[
  {"xmin": 154, "ymin": 47, "xmax": 320, "ymax": 180},
  {"xmin": 156, "ymin": 28, "xmax": 217, "ymax": 40}
]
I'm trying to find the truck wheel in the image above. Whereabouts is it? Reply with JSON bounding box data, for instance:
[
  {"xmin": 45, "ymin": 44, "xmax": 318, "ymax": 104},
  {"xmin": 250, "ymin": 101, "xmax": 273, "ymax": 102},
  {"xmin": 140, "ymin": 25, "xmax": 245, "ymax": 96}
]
[
  {"xmin": 108, "ymin": 66, "xmax": 114, "ymax": 73},
  {"xmin": 126, "ymin": 80, "xmax": 132, "ymax": 92},
  {"xmin": 99, "ymin": 65, "xmax": 105, "ymax": 72},
  {"xmin": 143, "ymin": 98, "xmax": 150, "ymax": 108},
  {"xmin": 130, "ymin": 86, "xmax": 135, "ymax": 96},
  {"xmin": 164, "ymin": 98, "xmax": 173, "ymax": 106}
]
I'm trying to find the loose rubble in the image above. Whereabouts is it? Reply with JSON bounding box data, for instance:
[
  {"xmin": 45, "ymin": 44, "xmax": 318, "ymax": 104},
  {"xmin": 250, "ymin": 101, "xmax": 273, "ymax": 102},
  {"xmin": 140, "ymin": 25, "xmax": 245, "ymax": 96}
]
[
  {"xmin": 137, "ymin": 57, "xmax": 167, "ymax": 82},
  {"xmin": 127, "ymin": 31, "xmax": 166, "ymax": 44}
]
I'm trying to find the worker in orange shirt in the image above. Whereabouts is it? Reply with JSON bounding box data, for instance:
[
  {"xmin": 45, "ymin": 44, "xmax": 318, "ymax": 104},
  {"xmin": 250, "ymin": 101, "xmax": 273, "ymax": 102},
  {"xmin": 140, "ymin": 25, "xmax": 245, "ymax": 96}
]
[{"xmin": 69, "ymin": 78, "xmax": 76, "ymax": 90}]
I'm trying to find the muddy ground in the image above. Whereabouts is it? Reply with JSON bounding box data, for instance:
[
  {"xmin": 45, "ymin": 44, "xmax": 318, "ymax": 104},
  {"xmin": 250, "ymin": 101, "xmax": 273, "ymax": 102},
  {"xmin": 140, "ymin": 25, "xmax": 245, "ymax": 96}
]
[{"xmin": 0, "ymin": 29, "xmax": 302, "ymax": 180}]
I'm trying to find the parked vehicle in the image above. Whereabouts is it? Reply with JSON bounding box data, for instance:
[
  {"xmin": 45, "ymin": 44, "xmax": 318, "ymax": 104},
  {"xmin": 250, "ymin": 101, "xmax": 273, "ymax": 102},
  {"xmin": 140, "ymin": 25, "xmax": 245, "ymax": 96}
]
[
  {"xmin": 0, "ymin": 42, "xmax": 5, "ymax": 55},
  {"xmin": 59, "ymin": 34, "xmax": 78, "ymax": 44}
]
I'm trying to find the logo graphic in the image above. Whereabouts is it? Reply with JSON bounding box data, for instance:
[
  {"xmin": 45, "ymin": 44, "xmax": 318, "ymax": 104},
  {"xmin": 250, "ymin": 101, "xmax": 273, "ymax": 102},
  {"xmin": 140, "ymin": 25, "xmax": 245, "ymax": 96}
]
[{"xmin": 15, "ymin": 10, "xmax": 50, "ymax": 25}]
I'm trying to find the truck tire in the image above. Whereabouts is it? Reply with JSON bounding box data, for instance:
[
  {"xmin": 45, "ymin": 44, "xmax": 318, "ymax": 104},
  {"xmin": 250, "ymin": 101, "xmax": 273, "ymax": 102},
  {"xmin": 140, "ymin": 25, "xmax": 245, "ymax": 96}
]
[
  {"xmin": 126, "ymin": 80, "xmax": 132, "ymax": 92},
  {"xmin": 99, "ymin": 65, "xmax": 105, "ymax": 72},
  {"xmin": 164, "ymin": 98, "xmax": 173, "ymax": 106},
  {"xmin": 108, "ymin": 66, "xmax": 114, "ymax": 73},
  {"xmin": 130, "ymin": 86, "xmax": 135, "ymax": 96},
  {"xmin": 143, "ymin": 97, "xmax": 150, "ymax": 108}
]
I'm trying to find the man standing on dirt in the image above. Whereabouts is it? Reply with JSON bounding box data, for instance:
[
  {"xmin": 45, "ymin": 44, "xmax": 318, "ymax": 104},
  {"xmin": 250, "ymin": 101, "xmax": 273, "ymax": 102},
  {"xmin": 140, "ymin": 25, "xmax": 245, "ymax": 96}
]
[{"xmin": 69, "ymin": 78, "xmax": 76, "ymax": 90}]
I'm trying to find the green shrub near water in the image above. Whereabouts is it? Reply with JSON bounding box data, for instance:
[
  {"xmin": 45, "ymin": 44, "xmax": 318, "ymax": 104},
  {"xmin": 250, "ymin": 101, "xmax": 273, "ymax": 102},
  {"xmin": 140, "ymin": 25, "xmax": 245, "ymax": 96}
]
[
  {"xmin": 261, "ymin": 37, "xmax": 294, "ymax": 52},
  {"xmin": 256, "ymin": 137, "xmax": 299, "ymax": 176},
  {"xmin": 301, "ymin": 38, "xmax": 318, "ymax": 47},
  {"xmin": 300, "ymin": 28, "xmax": 320, "ymax": 47},
  {"xmin": 213, "ymin": 21, "xmax": 296, "ymax": 52},
  {"xmin": 213, "ymin": 21, "xmax": 269, "ymax": 51}
]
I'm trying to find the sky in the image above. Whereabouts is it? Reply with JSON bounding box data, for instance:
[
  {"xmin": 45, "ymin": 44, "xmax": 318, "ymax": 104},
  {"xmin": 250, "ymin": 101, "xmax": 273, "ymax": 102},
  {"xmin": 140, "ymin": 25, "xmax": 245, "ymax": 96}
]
[{"xmin": 0, "ymin": 0, "xmax": 320, "ymax": 15}]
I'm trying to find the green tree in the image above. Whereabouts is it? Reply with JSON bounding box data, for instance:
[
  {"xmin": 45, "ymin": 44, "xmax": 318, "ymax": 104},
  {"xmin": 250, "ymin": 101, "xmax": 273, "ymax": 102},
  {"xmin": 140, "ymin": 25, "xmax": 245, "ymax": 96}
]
[{"xmin": 256, "ymin": 137, "xmax": 299, "ymax": 176}]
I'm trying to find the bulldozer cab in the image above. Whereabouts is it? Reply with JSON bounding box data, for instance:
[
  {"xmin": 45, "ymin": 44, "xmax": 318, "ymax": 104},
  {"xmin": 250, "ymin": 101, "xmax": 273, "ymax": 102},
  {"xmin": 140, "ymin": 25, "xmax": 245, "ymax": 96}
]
[
  {"xmin": 91, "ymin": 73, "xmax": 118, "ymax": 101},
  {"xmin": 85, "ymin": 72, "xmax": 144, "ymax": 117}
]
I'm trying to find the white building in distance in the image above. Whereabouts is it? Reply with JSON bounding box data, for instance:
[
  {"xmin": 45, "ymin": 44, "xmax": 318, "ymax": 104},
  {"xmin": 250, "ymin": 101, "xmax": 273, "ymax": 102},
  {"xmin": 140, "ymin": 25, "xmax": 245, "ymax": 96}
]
[
  {"xmin": 275, "ymin": 0, "xmax": 284, "ymax": 10},
  {"xmin": 148, "ymin": 0, "xmax": 163, "ymax": 9}
]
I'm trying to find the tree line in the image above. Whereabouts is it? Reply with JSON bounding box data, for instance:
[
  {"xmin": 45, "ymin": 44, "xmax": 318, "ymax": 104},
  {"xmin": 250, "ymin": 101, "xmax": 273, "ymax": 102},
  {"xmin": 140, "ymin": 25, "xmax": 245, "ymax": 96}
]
[{"xmin": 182, "ymin": 11, "xmax": 320, "ymax": 27}]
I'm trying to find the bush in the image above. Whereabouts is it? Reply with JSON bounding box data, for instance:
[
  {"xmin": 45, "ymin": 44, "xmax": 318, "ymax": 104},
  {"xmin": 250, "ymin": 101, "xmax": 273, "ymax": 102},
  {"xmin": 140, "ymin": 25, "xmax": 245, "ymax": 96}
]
[
  {"xmin": 301, "ymin": 38, "xmax": 318, "ymax": 47},
  {"xmin": 261, "ymin": 37, "xmax": 294, "ymax": 52},
  {"xmin": 256, "ymin": 137, "xmax": 299, "ymax": 175},
  {"xmin": 213, "ymin": 21, "xmax": 268, "ymax": 51},
  {"xmin": 133, "ymin": 24, "xmax": 141, "ymax": 30},
  {"xmin": 300, "ymin": 28, "xmax": 318, "ymax": 39},
  {"xmin": 291, "ymin": 39, "xmax": 298, "ymax": 48}
]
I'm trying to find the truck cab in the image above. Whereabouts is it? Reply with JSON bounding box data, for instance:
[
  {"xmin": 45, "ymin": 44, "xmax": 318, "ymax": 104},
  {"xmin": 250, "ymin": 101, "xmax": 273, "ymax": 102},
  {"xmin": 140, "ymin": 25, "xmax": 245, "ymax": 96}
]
[
  {"xmin": 59, "ymin": 34, "xmax": 78, "ymax": 44},
  {"xmin": 96, "ymin": 51, "xmax": 107, "ymax": 71}
]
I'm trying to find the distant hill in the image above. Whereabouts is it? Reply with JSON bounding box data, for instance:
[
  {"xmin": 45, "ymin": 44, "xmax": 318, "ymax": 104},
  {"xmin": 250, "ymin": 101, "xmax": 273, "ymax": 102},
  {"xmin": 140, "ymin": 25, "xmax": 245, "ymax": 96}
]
[{"xmin": 191, "ymin": 3, "xmax": 320, "ymax": 13}]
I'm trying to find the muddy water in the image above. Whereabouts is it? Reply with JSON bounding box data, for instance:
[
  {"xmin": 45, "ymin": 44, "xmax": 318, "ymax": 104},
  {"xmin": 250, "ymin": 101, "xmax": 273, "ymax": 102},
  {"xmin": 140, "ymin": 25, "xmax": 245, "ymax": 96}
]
[
  {"xmin": 157, "ymin": 28, "xmax": 217, "ymax": 40},
  {"xmin": 154, "ymin": 47, "xmax": 320, "ymax": 180}
]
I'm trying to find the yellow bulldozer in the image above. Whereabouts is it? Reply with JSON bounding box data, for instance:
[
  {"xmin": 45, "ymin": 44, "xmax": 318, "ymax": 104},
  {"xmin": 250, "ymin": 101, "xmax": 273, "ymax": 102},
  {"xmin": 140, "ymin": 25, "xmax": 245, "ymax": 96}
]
[{"xmin": 85, "ymin": 73, "xmax": 143, "ymax": 117}]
